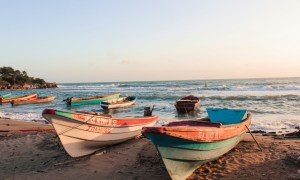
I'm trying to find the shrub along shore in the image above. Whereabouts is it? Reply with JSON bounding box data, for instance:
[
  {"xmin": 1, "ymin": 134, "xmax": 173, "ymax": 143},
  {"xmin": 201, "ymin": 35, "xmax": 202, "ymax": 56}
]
[{"xmin": 0, "ymin": 66, "xmax": 57, "ymax": 90}]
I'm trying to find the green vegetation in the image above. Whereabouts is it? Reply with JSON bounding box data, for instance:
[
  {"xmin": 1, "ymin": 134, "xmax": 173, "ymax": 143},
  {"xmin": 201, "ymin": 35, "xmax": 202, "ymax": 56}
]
[{"xmin": 0, "ymin": 66, "xmax": 57, "ymax": 90}]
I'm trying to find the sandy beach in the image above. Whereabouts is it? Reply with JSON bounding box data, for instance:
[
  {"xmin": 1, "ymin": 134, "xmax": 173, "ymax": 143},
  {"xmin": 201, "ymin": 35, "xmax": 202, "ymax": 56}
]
[{"xmin": 1, "ymin": 119, "xmax": 300, "ymax": 180}]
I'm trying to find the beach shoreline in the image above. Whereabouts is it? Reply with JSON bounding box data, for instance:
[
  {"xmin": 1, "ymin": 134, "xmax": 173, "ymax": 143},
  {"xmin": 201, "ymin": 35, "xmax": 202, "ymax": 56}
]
[{"xmin": 1, "ymin": 119, "xmax": 300, "ymax": 180}]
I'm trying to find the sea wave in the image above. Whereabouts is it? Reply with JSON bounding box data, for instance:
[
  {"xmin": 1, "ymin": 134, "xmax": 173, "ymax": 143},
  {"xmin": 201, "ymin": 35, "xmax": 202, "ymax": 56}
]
[
  {"xmin": 0, "ymin": 111, "xmax": 45, "ymax": 121},
  {"xmin": 229, "ymin": 85, "xmax": 300, "ymax": 91}
]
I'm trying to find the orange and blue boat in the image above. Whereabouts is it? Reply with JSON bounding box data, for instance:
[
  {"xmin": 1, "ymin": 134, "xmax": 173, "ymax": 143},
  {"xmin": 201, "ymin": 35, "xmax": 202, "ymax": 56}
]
[
  {"xmin": 0, "ymin": 93, "xmax": 37, "ymax": 104},
  {"xmin": 142, "ymin": 108, "xmax": 251, "ymax": 180},
  {"xmin": 11, "ymin": 95, "xmax": 56, "ymax": 106}
]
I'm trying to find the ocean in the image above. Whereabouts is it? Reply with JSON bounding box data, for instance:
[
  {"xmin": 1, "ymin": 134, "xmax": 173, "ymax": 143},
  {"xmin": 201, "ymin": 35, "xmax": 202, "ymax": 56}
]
[{"xmin": 1, "ymin": 77, "xmax": 299, "ymax": 131}]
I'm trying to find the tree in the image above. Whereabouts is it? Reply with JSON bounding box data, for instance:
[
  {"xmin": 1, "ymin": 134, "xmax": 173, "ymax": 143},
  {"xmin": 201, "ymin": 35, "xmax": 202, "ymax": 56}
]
[{"xmin": 0, "ymin": 66, "xmax": 53, "ymax": 90}]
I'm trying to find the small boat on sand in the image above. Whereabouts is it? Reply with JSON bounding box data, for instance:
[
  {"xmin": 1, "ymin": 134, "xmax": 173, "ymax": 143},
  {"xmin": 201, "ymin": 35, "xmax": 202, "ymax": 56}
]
[
  {"xmin": 11, "ymin": 95, "xmax": 56, "ymax": 106},
  {"xmin": 175, "ymin": 95, "xmax": 200, "ymax": 113},
  {"xmin": 0, "ymin": 93, "xmax": 37, "ymax": 104},
  {"xmin": 100, "ymin": 96, "xmax": 137, "ymax": 109},
  {"xmin": 63, "ymin": 93, "xmax": 120, "ymax": 106},
  {"xmin": 42, "ymin": 109, "xmax": 159, "ymax": 157},
  {"xmin": 142, "ymin": 108, "xmax": 251, "ymax": 180}
]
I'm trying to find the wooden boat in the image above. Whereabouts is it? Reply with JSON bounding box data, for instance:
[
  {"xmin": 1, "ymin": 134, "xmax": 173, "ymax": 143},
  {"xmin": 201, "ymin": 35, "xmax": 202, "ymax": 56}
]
[
  {"xmin": 175, "ymin": 95, "xmax": 200, "ymax": 113},
  {"xmin": 63, "ymin": 93, "xmax": 120, "ymax": 106},
  {"xmin": 0, "ymin": 93, "xmax": 37, "ymax": 104},
  {"xmin": 0, "ymin": 93, "xmax": 11, "ymax": 99},
  {"xmin": 11, "ymin": 95, "xmax": 56, "ymax": 106},
  {"xmin": 263, "ymin": 129, "xmax": 299, "ymax": 136},
  {"xmin": 100, "ymin": 96, "xmax": 137, "ymax": 109},
  {"xmin": 142, "ymin": 108, "xmax": 251, "ymax": 180},
  {"xmin": 42, "ymin": 109, "xmax": 159, "ymax": 157}
]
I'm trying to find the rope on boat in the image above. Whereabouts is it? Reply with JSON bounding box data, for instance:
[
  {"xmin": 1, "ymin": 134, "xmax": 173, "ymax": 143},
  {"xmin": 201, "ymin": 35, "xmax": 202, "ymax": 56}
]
[{"xmin": 57, "ymin": 114, "xmax": 99, "ymax": 136}]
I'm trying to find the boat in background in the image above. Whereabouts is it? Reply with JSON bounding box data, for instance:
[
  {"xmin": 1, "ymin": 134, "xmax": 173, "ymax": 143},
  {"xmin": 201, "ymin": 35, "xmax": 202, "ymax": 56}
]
[
  {"xmin": 11, "ymin": 95, "xmax": 56, "ymax": 106},
  {"xmin": 63, "ymin": 93, "xmax": 120, "ymax": 106},
  {"xmin": 100, "ymin": 96, "xmax": 137, "ymax": 109},
  {"xmin": 0, "ymin": 93, "xmax": 11, "ymax": 99},
  {"xmin": 42, "ymin": 108, "xmax": 159, "ymax": 157},
  {"xmin": 175, "ymin": 95, "xmax": 200, "ymax": 113},
  {"xmin": 0, "ymin": 93, "xmax": 37, "ymax": 104},
  {"xmin": 263, "ymin": 128, "xmax": 299, "ymax": 136},
  {"xmin": 142, "ymin": 108, "xmax": 251, "ymax": 180}
]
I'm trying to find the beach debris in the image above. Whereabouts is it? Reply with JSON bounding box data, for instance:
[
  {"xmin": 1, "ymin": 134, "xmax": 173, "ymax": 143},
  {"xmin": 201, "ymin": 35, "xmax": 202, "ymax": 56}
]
[
  {"xmin": 284, "ymin": 153, "xmax": 300, "ymax": 165},
  {"xmin": 54, "ymin": 156, "xmax": 89, "ymax": 166},
  {"xmin": 263, "ymin": 128, "xmax": 299, "ymax": 136},
  {"xmin": 36, "ymin": 170, "xmax": 46, "ymax": 173},
  {"xmin": 95, "ymin": 150, "xmax": 106, "ymax": 156},
  {"xmin": 135, "ymin": 134, "xmax": 142, "ymax": 139},
  {"xmin": 251, "ymin": 130, "xmax": 266, "ymax": 134}
]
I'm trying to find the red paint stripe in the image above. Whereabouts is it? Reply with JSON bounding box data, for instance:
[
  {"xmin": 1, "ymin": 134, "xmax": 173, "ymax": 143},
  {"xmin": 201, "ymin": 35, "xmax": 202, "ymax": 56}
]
[
  {"xmin": 143, "ymin": 115, "xmax": 251, "ymax": 142},
  {"xmin": 114, "ymin": 116, "xmax": 159, "ymax": 126}
]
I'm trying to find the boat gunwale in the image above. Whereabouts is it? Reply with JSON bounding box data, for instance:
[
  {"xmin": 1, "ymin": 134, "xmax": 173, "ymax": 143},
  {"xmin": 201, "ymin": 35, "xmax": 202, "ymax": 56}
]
[
  {"xmin": 11, "ymin": 95, "xmax": 56, "ymax": 105},
  {"xmin": 163, "ymin": 113, "xmax": 251, "ymax": 131},
  {"xmin": 43, "ymin": 110, "xmax": 159, "ymax": 128},
  {"xmin": 70, "ymin": 93, "xmax": 121, "ymax": 102},
  {"xmin": 145, "ymin": 132, "xmax": 245, "ymax": 151},
  {"xmin": 51, "ymin": 116, "xmax": 159, "ymax": 130},
  {"xmin": 142, "ymin": 113, "xmax": 251, "ymax": 142}
]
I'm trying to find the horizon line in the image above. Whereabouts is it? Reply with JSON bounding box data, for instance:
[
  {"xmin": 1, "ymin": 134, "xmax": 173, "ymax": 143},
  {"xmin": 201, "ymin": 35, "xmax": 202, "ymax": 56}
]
[{"xmin": 58, "ymin": 76, "xmax": 300, "ymax": 84}]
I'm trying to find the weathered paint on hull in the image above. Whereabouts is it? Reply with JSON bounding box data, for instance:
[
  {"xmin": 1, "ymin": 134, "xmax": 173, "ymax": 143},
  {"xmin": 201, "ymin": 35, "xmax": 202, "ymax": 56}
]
[
  {"xmin": 70, "ymin": 98, "xmax": 112, "ymax": 106},
  {"xmin": 175, "ymin": 95, "xmax": 200, "ymax": 113},
  {"xmin": 69, "ymin": 94, "xmax": 120, "ymax": 106},
  {"xmin": 58, "ymin": 135, "xmax": 136, "ymax": 157},
  {"xmin": 11, "ymin": 96, "xmax": 56, "ymax": 106},
  {"xmin": 175, "ymin": 102, "xmax": 200, "ymax": 112},
  {"xmin": 42, "ymin": 111, "xmax": 158, "ymax": 157},
  {"xmin": 144, "ymin": 133, "xmax": 245, "ymax": 180},
  {"xmin": 0, "ymin": 93, "xmax": 37, "ymax": 104},
  {"xmin": 162, "ymin": 158, "xmax": 212, "ymax": 180},
  {"xmin": 100, "ymin": 96, "xmax": 137, "ymax": 109}
]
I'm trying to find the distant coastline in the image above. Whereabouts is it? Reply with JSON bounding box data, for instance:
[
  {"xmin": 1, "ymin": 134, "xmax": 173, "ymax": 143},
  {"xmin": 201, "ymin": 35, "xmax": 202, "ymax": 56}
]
[{"xmin": 0, "ymin": 66, "xmax": 58, "ymax": 91}]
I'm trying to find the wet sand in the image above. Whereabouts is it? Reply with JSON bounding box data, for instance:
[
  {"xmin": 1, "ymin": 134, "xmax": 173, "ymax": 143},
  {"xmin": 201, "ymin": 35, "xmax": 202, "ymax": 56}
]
[{"xmin": 1, "ymin": 119, "xmax": 300, "ymax": 180}]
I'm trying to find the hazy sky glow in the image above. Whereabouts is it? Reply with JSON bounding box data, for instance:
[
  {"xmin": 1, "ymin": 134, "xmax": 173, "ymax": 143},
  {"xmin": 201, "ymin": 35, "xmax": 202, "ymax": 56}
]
[{"xmin": 1, "ymin": 0, "xmax": 300, "ymax": 83}]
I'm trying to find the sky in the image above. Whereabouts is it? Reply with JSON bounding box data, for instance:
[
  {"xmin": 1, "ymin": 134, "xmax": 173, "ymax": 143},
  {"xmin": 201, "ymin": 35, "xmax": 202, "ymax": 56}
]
[{"xmin": 0, "ymin": 0, "xmax": 300, "ymax": 83}]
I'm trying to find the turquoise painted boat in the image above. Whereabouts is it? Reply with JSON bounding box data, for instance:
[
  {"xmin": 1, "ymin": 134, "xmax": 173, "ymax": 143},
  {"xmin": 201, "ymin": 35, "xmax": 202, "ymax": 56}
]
[
  {"xmin": 142, "ymin": 108, "xmax": 252, "ymax": 180},
  {"xmin": 63, "ymin": 93, "xmax": 120, "ymax": 106},
  {"xmin": 0, "ymin": 93, "xmax": 11, "ymax": 99}
]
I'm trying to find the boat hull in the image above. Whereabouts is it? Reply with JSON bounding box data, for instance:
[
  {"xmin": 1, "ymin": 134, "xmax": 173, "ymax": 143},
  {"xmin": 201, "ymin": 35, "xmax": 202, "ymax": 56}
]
[
  {"xmin": 42, "ymin": 109, "xmax": 158, "ymax": 157},
  {"xmin": 11, "ymin": 96, "xmax": 56, "ymax": 106},
  {"xmin": 100, "ymin": 96, "xmax": 137, "ymax": 109},
  {"xmin": 145, "ymin": 132, "xmax": 245, "ymax": 180},
  {"xmin": 66, "ymin": 93, "xmax": 120, "ymax": 106},
  {"xmin": 142, "ymin": 111, "xmax": 251, "ymax": 180},
  {"xmin": 0, "ymin": 93, "xmax": 37, "ymax": 104},
  {"xmin": 175, "ymin": 95, "xmax": 200, "ymax": 113}
]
